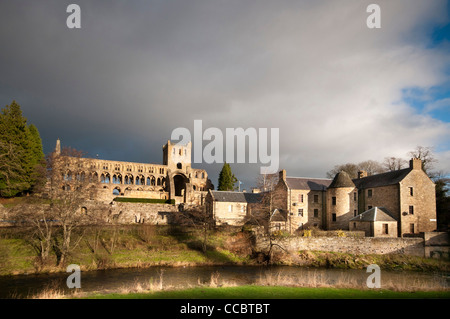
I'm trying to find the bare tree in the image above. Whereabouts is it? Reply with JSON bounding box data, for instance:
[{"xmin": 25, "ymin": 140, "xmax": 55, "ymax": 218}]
[
  {"xmin": 358, "ymin": 160, "xmax": 385, "ymax": 175},
  {"xmin": 326, "ymin": 163, "xmax": 360, "ymax": 179},
  {"xmin": 172, "ymin": 204, "xmax": 212, "ymax": 253},
  {"xmin": 408, "ymin": 146, "xmax": 438, "ymax": 175},
  {"xmin": 47, "ymin": 147, "xmax": 103, "ymax": 265},
  {"xmin": 246, "ymin": 182, "xmax": 288, "ymax": 264},
  {"xmin": 383, "ymin": 157, "xmax": 408, "ymax": 172},
  {"xmin": 256, "ymin": 173, "xmax": 279, "ymax": 192}
]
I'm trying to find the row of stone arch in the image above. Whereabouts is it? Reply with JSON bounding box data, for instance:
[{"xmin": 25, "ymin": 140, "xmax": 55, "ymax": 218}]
[{"xmin": 62, "ymin": 170, "xmax": 166, "ymax": 187}]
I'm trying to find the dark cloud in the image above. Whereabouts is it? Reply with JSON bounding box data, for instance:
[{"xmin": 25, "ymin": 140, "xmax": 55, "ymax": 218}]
[{"xmin": 1, "ymin": 0, "xmax": 449, "ymax": 189}]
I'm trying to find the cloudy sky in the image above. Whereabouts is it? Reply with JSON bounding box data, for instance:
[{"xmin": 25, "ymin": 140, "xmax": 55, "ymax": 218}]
[{"xmin": 1, "ymin": 0, "xmax": 449, "ymax": 189}]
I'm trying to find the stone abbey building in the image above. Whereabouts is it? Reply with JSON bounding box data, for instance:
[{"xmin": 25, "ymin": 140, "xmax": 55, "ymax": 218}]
[{"xmin": 51, "ymin": 139, "xmax": 213, "ymax": 205}]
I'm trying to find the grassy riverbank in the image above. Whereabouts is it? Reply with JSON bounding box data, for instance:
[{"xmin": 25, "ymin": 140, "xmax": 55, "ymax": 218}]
[
  {"xmin": 1, "ymin": 225, "xmax": 449, "ymax": 276},
  {"xmin": 79, "ymin": 286, "xmax": 450, "ymax": 299},
  {"xmin": 0, "ymin": 225, "xmax": 253, "ymax": 276}
]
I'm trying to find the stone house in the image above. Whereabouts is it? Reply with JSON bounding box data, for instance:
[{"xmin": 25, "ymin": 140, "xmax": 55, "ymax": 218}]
[
  {"xmin": 275, "ymin": 169, "xmax": 331, "ymax": 232},
  {"xmin": 353, "ymin": 158, "xmax": 436, "ymax": 237},
  {"xmin": 277, "ymin": 158, "xmax": 436, "ymax": 237},
  {"xmin": 349, "ymin": 206, "xmax": 398, "ymax": 237},
  {"xmin": 205, "ymin": 190, "xmax": 263, "ymax": 226}
]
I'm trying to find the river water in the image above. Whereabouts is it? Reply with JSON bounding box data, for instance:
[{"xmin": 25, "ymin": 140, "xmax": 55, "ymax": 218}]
[{"xmin": 0, "ymin": 265, "xmax": 448, "ymax": 298}]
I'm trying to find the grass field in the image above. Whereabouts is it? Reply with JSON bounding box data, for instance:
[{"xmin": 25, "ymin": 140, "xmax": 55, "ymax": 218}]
[{"xmin": 84, "ymin": 285, "xmax": 450, "ymax": 299}]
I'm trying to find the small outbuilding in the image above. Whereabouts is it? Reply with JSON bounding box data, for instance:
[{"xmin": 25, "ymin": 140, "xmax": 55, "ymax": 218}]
[{"xmin": 349, "ymin": 206, "xmax": 398, "ymax": 237}]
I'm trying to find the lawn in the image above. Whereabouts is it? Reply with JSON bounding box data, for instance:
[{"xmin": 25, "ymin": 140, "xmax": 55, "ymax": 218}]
[{"xmin": 85, "ymin": 285, "xmax": 450, "ymax": 299}]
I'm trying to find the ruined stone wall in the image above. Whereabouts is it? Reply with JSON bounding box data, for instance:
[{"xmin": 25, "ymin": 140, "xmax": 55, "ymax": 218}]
[{"xmin": 105, "ymin": 201, "xmax": 180, "ymax": 225}]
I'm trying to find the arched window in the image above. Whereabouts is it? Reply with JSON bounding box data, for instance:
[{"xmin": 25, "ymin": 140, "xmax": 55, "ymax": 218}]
[
  {"xmin": 177, "ymin": 163, "xmax": 182, "ymax": 169},
  {"xmin": 157, "ymin": 177, "xmax": 161, "ymax": 186},
  {"xmin": 113, "ymin": 188, "xmax": 120, "ymax": 195},
  {"xmin": 151, "ymin": 176, "xmax": 156, "ymax": 186}
]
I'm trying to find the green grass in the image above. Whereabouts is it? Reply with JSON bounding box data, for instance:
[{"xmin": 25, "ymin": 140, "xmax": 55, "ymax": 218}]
[
  {"xmin": 84, "ymin": 285, "xmax": 450, "ymax": 299},
  {"xmin": 0, "ymin": 226, "xmax": 250, "ymax": 275}
]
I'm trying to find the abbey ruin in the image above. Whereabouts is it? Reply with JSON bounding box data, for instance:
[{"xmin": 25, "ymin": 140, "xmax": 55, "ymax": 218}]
[{"xmin": 47, "ymin": 138, "xmax": 437, "ymax": 238}]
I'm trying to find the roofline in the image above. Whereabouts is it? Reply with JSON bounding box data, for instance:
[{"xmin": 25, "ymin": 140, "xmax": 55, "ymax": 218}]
[{"xmin": 286, "ymin": 176, "xmax": 332, "ymax": 180}]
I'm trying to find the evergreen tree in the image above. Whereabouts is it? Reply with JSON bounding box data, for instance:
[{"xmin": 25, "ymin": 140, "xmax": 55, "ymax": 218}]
[
  {"xmin": 0, "ymin": 101, "xmax": 44, "ymax": 197},
  {"xmin": 217, "ymin": 162, "xmax": 238, "ymax": 191}
]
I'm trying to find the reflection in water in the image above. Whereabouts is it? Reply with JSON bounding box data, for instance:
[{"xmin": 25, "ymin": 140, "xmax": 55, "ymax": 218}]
[{"xmin": 0, "ymin": 265, "xmax": 448, "ymax": 298}]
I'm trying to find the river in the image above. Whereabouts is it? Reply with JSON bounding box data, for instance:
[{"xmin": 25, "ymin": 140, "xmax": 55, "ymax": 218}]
[{"xmin": 0, "ymin": 265, "xmax": 448, "ymax": 298}]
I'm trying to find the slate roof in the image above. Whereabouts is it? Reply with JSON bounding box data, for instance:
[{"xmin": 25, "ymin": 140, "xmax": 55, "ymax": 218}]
[
  {"xmin": 349, "ymin": 207, "xmax": 397, "ymax": 222},
  {"xmin": 352, "ymin": 168, "xmax": 411, "ymax": 189},
  {"xmin": 329, "ymin": 171, "xmax": 355, "ymax": 188},
  {"xmin": 285, "ymin": 177, "xmax": 332, "ymax": 191},
  {"xmin": 210, "ymin": 191, "xmax": 264, "ymax": 203}
]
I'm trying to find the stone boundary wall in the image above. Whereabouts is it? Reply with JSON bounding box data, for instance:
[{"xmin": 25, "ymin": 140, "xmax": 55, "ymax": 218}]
[{"xmin": 255, "ymin": 236, "xmax": 425, "ymax": 257}]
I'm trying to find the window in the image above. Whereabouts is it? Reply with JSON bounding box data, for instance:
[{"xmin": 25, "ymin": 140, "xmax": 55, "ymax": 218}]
[
  {"xmin": 313, "ymin": 194, "xmax": 319, "ymax": 203},
  {"xmin": 332, "ymin": 197, "xmax": 336, "ymax": 205},
  {"xmin": 409, "ymin": 187, "xmax": 413, "ymax": 196},
  {"xmin": 368, "ymin": 189, "xmax": 373, "ymax": 198},
  {"xmin": 409, "ymin": 206, "xmax": 414, "ymax": 215},
  {"xmin": 353, "ymin": 222, "xmax": 356, "ymax": 229},
  {"xmin": 354, "ymin": 210, "xmax": 357, "ymax": 217},
  {"xmin": 332, "ymin": 213, "xmax": 337, "ymax": 222},
  {"xmin": 383, "ymin": 223, "xmax": 389, "ymax": 234},
  {"xmin": 353, "ymin": 192, "xmax": 357, "ymax": 201},
  {"xmin": 298, "ymin": 209, "xmax": 303, "ymax": 217},
  {"xmin": 299, "ymin": 194, "xmax": 304, "ymax": 203},
  {"xmin": 368, "ymin": 205, "xmax": 373, "ymax": 210},
  {"xmin": 314, "ymin": 209, "xmax": 319, "ymax": 218},
  {"xmin": 228, "ymin": 205, "xmax": 233, "ymax": 213},
  {"xmin": 410, "ymin": 223, "xmax": 415, "ymax": 234}
]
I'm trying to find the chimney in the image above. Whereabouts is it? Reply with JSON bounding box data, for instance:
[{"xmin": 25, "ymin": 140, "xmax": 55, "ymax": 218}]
[
  {"xmin": 279, "ymin": 169, "xmax": 286, "ymax": 181},
  {"xmin": 358, "ymin": 170, "xmax": 368, "ymax": 179},
  {"xmin": 409, "ymin": 158, "xmax": 422, "ymax": 170}
]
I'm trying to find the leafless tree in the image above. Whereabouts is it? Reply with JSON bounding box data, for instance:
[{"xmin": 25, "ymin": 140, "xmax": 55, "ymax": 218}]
[
  {"xmin": 47, "ymin": 147, "xmax": 104, "ymax": 266},
  {"xmin": 408, "ymin": 146, "xmax": 438, "ymax": 175},
  {"xmin": 256, "ymin": 173, "xmax": 279, "ymax": 192},
  {"xmin": 358, "ymin": 160, "xmax": 385, "ymax": 175},
  {"xmin": 383, "ymin": 157, "xmax": 408, "ymax": 172},
  {"xmin": 172, "ymin": 204, "xmax": 212, "ymax": 253}
]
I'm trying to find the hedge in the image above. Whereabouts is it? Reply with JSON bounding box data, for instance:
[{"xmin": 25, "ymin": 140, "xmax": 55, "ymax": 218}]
[{"xmin": 113, "ymin": 197, "xmax": 176, "ymax": 205}]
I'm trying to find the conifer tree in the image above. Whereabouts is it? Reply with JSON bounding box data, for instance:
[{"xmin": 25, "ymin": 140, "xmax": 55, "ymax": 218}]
[
  {"xmin": 217, "ymin": 162, "xmax": 238, "ymax": 191},
  {"xmin": 0, "ymin": 100, "xmax": 44, "ymax": 197}
]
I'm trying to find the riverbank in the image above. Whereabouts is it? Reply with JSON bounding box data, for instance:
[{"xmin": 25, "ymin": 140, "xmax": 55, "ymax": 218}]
[
  {"xmin": 1, "ymin": 225, "xmax": 449, "ymax": 276},
  {"xmin": 81, "ymin": 286, "xmax": 450, "ymax": 299}
]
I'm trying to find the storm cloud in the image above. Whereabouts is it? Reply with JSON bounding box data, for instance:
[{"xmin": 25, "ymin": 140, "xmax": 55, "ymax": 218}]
[{"xmin": 1, "ymin": 0, "xmax": 449, "ymax": 188}]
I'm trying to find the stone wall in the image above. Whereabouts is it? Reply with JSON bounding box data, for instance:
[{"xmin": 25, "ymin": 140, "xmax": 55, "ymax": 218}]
[
  {"xmin": 255, "ymin": 235, "xmax": 425, "ymax": 256},
  {"xmin": 90, "ymin": 201, "xmax": 180, "ymax": 225}
]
